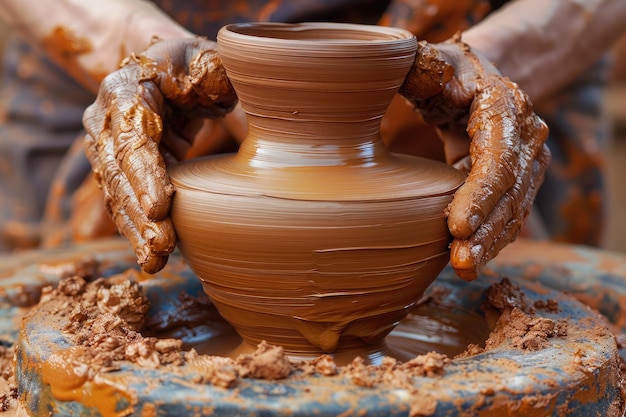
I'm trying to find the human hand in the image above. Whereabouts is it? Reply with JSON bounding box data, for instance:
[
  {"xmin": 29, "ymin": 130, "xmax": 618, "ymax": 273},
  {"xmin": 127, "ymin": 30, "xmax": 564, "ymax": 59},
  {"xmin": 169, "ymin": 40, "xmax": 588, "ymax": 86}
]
[
  {"xmin": 83, "ymin": 37, "xmax": 237, "ymax": 273},
  {"xmin": 399, "ymin": 34, "xmax": 551, "ymax": 281}
]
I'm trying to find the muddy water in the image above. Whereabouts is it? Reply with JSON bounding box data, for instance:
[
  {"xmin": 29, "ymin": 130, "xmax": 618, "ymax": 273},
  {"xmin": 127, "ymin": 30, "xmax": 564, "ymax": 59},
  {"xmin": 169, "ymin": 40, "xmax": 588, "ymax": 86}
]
[
  {"xmin": 387, "ymin": 302, "xmax": 490, "ymax": 359},
  {"xmin": 166, "ymin": 299, "xmax": 490, "ymax": 366}
]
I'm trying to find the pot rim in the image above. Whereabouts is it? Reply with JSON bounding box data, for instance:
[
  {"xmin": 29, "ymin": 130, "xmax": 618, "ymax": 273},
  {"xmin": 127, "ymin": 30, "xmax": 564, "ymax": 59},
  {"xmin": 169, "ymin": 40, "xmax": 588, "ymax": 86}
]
[{"xmin": 217, "ymin": 21, "xmax": 416, "ymax": 49}]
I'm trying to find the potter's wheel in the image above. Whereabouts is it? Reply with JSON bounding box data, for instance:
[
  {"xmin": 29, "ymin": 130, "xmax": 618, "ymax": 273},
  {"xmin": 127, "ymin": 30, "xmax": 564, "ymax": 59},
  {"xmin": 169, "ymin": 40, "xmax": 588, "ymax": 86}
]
[{"xmin": 3, "ymin": 239, "xmax": 626, "ymax": 416}]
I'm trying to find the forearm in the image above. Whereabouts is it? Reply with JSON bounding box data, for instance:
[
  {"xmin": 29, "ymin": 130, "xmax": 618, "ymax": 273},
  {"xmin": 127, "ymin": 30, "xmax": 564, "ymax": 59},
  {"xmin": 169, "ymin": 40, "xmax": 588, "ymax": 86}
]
[
  {"xmin": 462, "ymin": 0, "xmax": 626, "ymax": 102},
  {"xmin": 0, "ymin": 0, "xmax": 193, "ymax": 93}
]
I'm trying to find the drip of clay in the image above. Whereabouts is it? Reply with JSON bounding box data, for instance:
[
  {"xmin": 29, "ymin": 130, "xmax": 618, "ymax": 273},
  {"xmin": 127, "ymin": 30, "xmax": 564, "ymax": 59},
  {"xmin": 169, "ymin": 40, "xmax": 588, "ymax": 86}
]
[{"xmin": 169, "ymin": 22, "xmax": 465, "ymax": 356}]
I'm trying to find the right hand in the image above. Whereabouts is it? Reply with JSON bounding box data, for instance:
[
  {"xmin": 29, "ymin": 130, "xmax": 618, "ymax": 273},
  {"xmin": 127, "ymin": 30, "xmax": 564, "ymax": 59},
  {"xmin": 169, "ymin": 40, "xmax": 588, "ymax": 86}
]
[
  {"xmin": 83, "ymin": 37, "xmax": 237, "ymax": 273},
  {"xmin": 398, "ymin": 36, "xmax": 550, "ymax": 281}
]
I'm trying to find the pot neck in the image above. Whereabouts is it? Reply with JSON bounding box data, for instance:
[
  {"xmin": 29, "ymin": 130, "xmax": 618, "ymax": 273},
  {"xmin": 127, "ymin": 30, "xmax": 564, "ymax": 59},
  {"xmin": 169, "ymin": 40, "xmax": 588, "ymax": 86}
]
[{"xmin": 234, "ymin": 114, "xmax": 392, "ymax": 168}]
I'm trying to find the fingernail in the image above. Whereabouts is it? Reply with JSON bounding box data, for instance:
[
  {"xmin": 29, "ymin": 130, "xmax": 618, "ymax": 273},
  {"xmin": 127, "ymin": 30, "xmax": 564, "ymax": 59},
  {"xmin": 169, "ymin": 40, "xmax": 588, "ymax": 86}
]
[
  {"xmin": 451, "ymin": 243, "xmax": 472, "ymax": 269},
  {"xmin": 145, "ymin": 255, "xmax": 168, "ymax": 274},
  {"xmin": 140, "ymin": 194, "xmax": 154, "ymax": 218},
  {"xmin": 451, "ymin": 241, "xmax": 485, "ymax": 270}
]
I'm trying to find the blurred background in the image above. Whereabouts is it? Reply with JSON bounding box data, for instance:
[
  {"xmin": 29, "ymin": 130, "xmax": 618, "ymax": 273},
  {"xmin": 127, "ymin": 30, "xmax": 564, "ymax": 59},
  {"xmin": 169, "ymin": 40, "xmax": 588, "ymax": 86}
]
[
  {"xmin": 605, "ymin": 35, "xmax": 626, "ymax": 253},
  {"xmin": 0, "ymin": 22, "xmax": 625, "ymax": 253}
]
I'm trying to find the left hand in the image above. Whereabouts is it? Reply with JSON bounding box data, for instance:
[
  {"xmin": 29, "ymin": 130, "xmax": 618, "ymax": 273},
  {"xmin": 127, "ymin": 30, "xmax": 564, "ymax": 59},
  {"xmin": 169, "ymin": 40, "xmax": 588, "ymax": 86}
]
[
  {"xmin": 83, "ymin": 37, "xmax": 237, "ymax": 273},
  {"xmin": 399, "ymin": 34, "xmax": 551, "ymax": 280}
]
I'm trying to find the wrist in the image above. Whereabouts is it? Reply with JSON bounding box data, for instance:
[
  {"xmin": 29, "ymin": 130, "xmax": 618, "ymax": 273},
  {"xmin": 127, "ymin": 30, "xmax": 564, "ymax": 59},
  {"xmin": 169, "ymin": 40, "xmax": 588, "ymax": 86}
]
[
  {"xmin": 87, "ymin": 1, "xmax": 194, "ymax": 89},
  {"xmin": 120, "ymin": 1, "xmax": 194, "ymax": 55}
]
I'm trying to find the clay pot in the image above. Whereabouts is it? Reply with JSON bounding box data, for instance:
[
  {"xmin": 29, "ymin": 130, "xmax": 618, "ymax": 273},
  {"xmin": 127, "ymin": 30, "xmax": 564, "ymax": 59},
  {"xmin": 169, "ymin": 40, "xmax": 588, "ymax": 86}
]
[{"xmin": 169, "ymin": 22, "xmax": 465, "ymax": 356}]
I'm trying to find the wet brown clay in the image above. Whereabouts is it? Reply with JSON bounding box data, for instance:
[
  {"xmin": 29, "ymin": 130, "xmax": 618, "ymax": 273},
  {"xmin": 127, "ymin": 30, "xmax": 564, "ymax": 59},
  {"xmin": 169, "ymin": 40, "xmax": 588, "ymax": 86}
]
[{"xmin": 169, "ymin": 23, "xmax": 465, "ymax": 355}]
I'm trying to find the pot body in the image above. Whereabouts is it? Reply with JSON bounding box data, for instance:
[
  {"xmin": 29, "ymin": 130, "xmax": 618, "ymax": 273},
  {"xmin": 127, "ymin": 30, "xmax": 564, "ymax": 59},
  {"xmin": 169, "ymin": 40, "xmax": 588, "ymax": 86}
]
[{"xmin": 170, "ymin": 22, "xmax": 465, "ymax": 354}]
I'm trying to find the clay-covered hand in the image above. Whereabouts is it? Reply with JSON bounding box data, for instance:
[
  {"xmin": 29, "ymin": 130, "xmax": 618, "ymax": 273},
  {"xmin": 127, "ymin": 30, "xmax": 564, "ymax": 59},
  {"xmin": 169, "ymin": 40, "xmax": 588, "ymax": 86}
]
[
  {"xmin": 399, "ymin": 34, "xmax": 551, "ymax": 281},
  {"xmin": 83, "ymin": 37, "xmax": 237, "ymax": 273}
]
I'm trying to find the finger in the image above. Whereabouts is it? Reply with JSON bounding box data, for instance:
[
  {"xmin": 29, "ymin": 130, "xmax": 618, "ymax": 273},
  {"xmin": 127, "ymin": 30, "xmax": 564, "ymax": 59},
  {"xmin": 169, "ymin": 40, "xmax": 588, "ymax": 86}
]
[
  {"xmin": 478, "ymin": 145, "xmax": 551, "ymax": 264},
  {"xmin": 450, "ymin": 157, "xmax": 533, "ymax": 280},
  {"xmin": 102, "ymin": 125, "xmax": 176, "ymax": 255},
  {"xmin": 186, "ymin": 42, "xmax": 237, "ymax": 111},
  {"xmin": 85, "ymin": 131, "xmax": 174, "ymax": 273},
  {"xmin": 450, "ymin": 144, "xmax": 551, "ymax": 280},
  {"xmin": 83, "ymin": 101, "xmax": 107, "ymax": 145},
  {"xmin": 451, "ymin": 217, "xmax": 523, "ymax": 281},
  {"xmin": 447, "ymin": 80, "xmax": 549, "ymax": 275},
  {"xmin": 109, "ymin": 85, "xmax": 175, "ymax": 221},
  {"xmin": 446, "ymin": 76, "xmax": 522, "ymax": 239},
  {"xmin": 399, "ymin": 40, "xmax": 454, "ymax": 103},
  {"xmin": 85, "ymin": 126, "xmax": 176, "ymax": 272},
  {"xmin": 91, "ymin": 69, "xmax": 175, "ymax": 222},
  {"xmin": 103, "ymin": 189, "xmax": 171, "ymax": 273}
]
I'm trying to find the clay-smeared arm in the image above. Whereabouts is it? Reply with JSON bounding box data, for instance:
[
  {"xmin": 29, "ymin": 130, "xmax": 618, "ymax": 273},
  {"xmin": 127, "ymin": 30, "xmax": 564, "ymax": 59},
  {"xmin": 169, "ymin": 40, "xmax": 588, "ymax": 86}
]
[
  {"xmin": 399, "ymin": 37, "xmax": 550, "ymax": 280},
  {"xmin": 462, "ymin": 0, "xmax": 626, "ymax": 103},
  {"xmin": 0, "ymin": 0, "xmax": 193, "ymax": 93},
  {"xmin": 82, "ymin": 39, "xmax": 237, "ymax": 272},
  {"xmin": 382, "ymin": 0, "xmax": 626, "ymax": 104}
]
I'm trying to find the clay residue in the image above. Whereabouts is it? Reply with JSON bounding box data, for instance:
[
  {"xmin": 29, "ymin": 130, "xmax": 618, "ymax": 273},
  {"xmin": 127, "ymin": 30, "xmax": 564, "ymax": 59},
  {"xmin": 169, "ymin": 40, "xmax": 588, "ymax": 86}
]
[
  {"xmin": 457, "ymin": 278, "xmax": 567, "ymax": 357},
  {"xmin": 341, "ymin": 353, "xmax": 449, "ymax": 388},
  {"xmin": 38, "ymin": 274, "xmax": 575, "ymax": 395},
  {"xmin": 0, "ymin": 345, "xmax": 17, "ymax": 412},
  {"xmin": 41, "ymin": 273, "xmax": 182, "ymax": 375},
  {"xmin": 484, "ymin": 276, "xmax": 531, "ymax": 313},
  {"xmin": 0, "ymin": 345, "xmax": 28, "ymax": 416},
  {"xmin": 37, "ymin": 274, "xmax": 308, "ymax": 385},
  {"xmin": 37, "ymin": 273, "xmax": 455, "ymax": 398},
  {"xmin": 184, "ymin": 351, "xmax": 239, "ymax": 388},
  {"xmin": 235, "ymin": 342, "xmax": 292, "ymax": 380},
  {"xmin": 332, "ymin": 354, "xmax": 445, "ymax": 417},
  {"xmin": 45, "ymin": 26, "xmax": 92, "ymax": 58},
  {"xmin": 41, "ymin": 25, "xmax": 110, "ymax": 88},
  {"xmin": 486, "ymin": 307, "xmax": 568, "ymax": 351}
]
